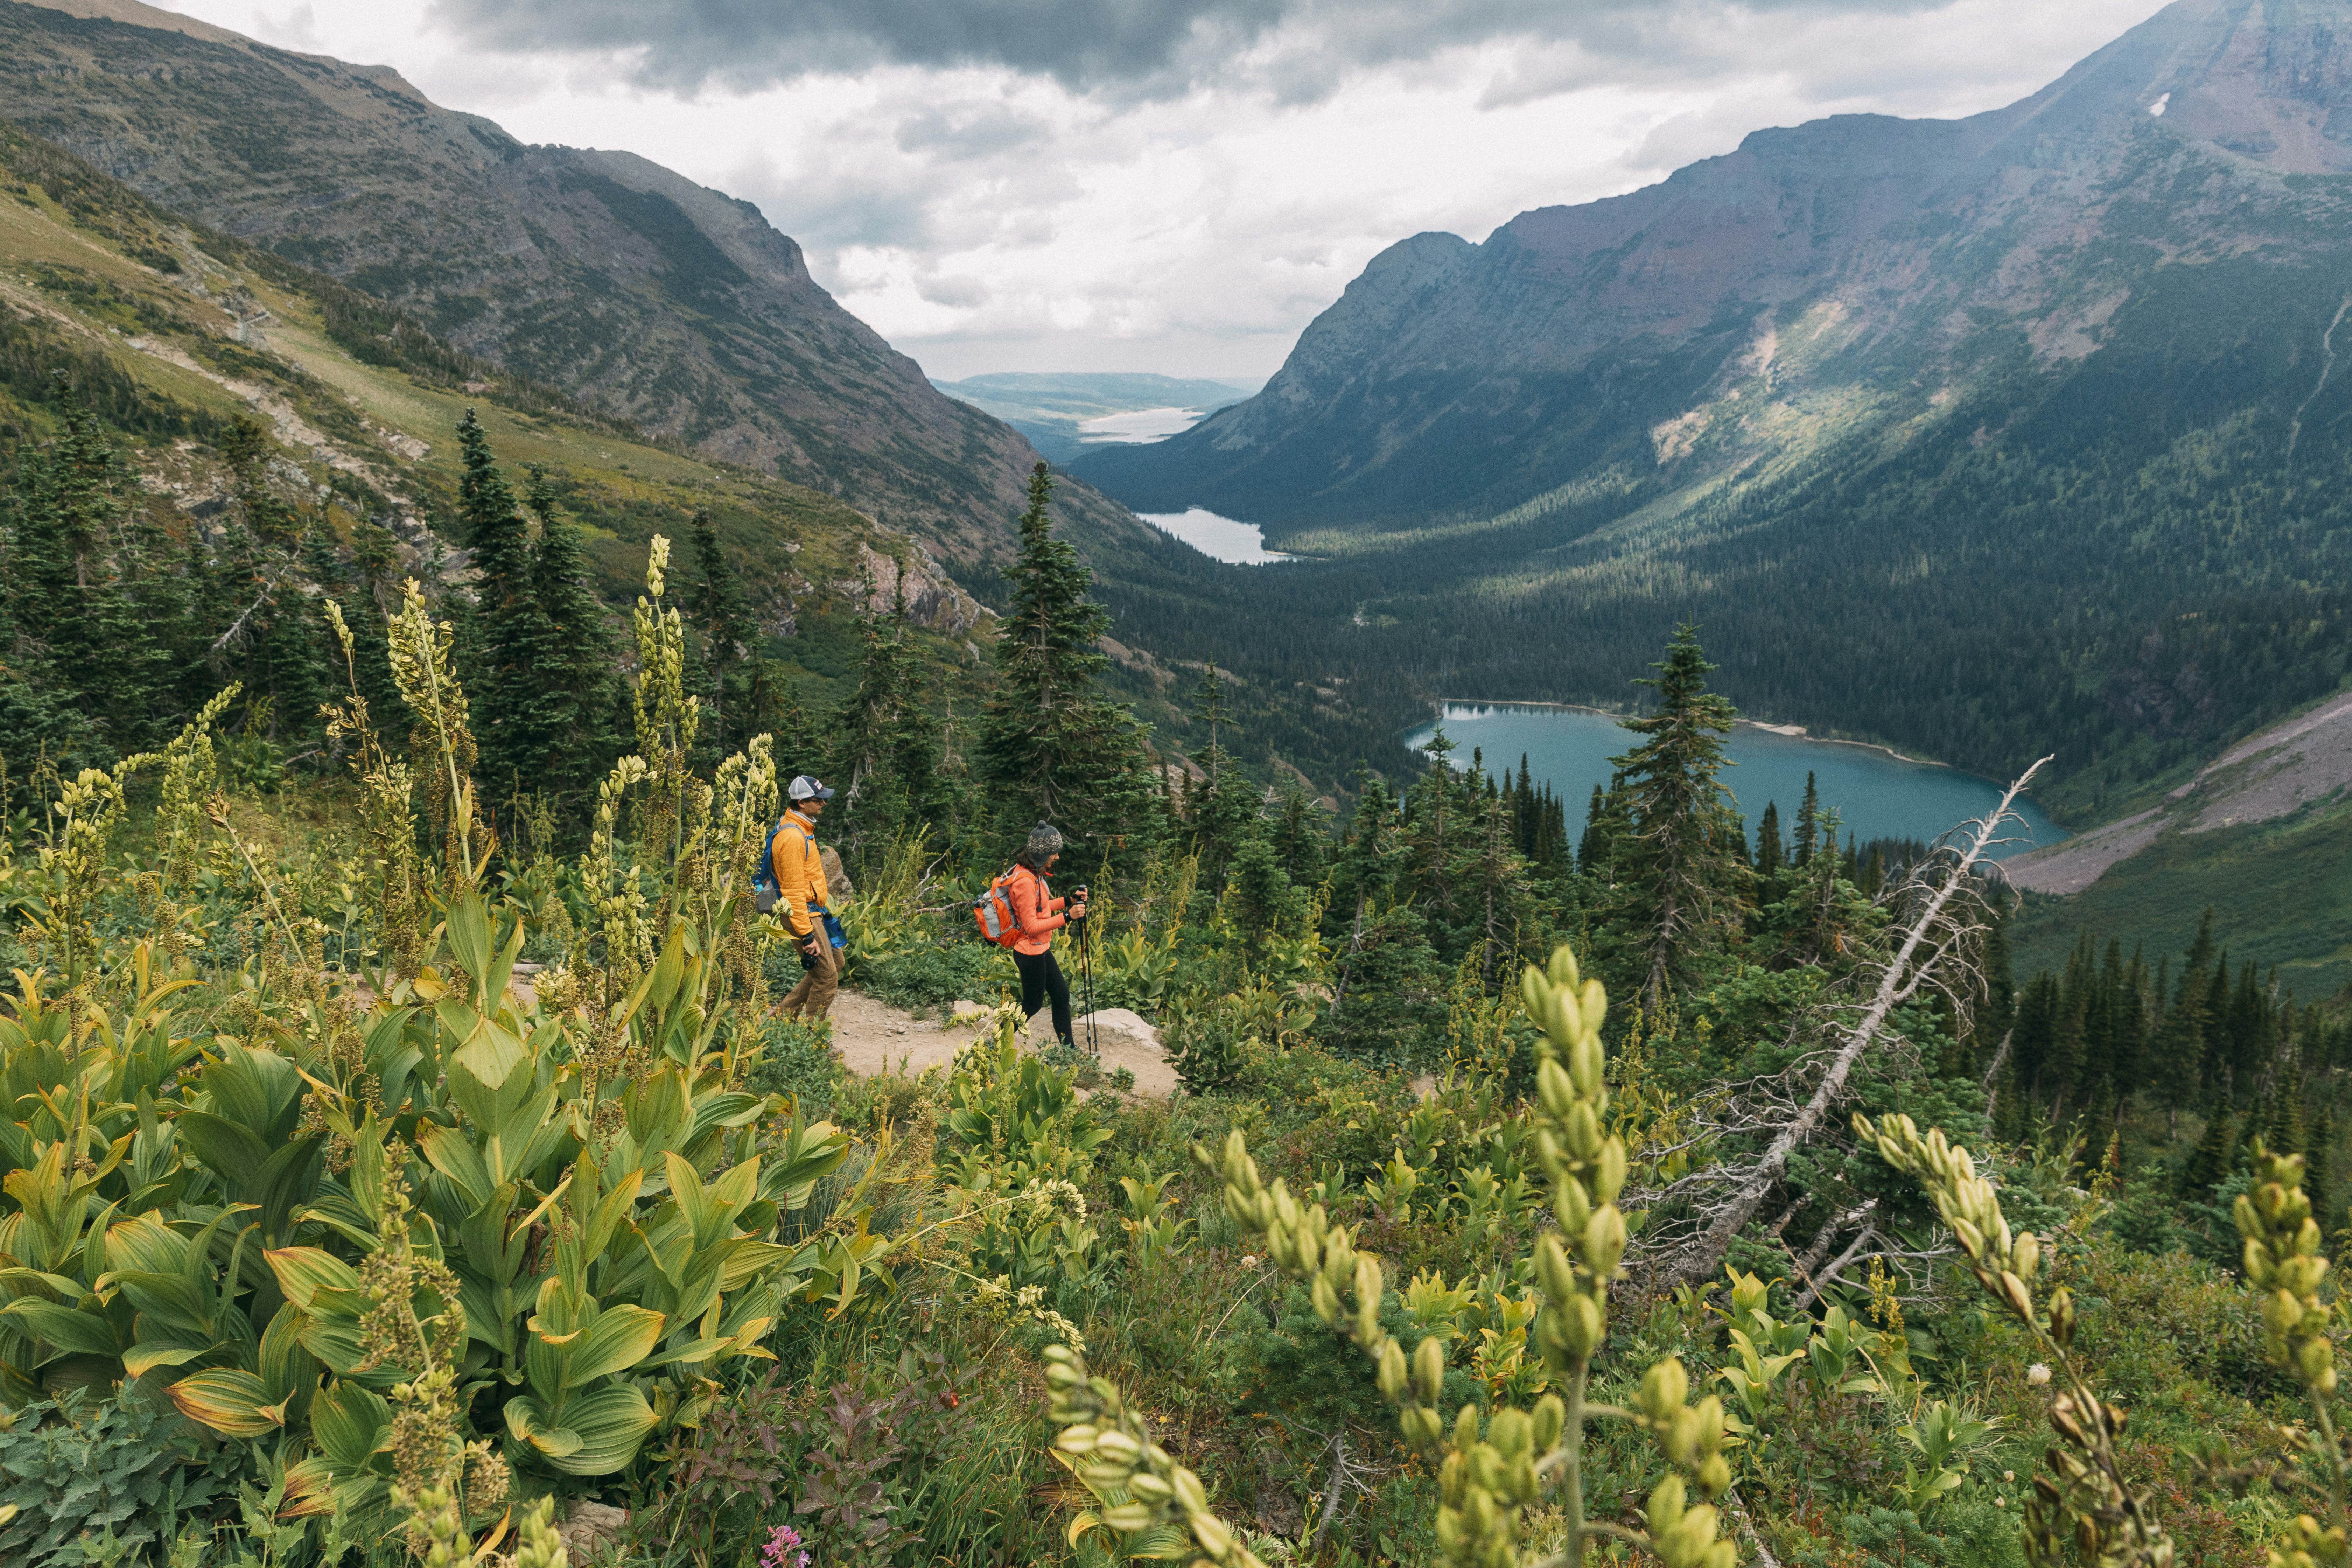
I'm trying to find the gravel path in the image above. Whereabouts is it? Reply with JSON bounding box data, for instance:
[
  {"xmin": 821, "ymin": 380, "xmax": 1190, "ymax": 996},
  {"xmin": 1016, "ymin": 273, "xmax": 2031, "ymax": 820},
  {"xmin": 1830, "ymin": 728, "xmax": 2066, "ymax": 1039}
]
[{"xmin": 821, "ymin": 989, "xmax": 1181, "ymax": 1097}]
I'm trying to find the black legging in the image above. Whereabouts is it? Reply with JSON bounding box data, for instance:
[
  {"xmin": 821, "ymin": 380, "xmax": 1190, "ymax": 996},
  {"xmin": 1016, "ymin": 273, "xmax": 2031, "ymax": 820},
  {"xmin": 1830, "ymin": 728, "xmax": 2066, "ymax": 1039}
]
[{"xmin": 1013, "ymin": 948, "xmax": 1072, "ymax": 1045}]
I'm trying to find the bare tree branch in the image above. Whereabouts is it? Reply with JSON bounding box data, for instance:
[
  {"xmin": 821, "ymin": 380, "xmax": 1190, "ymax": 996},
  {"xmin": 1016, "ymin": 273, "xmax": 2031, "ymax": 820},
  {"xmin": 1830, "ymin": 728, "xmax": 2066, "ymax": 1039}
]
[
  {"xmin": 1784, "ymin": 1197, "xmax": 1877, "ymax": 1298},
  {"xmin": 1650, "ymin": 759, "xmax": 2050, "ymax": 1289},
  {"xmin": 1793, "ymin": 1226, "xmax": 1879, "ymax": 1312}
]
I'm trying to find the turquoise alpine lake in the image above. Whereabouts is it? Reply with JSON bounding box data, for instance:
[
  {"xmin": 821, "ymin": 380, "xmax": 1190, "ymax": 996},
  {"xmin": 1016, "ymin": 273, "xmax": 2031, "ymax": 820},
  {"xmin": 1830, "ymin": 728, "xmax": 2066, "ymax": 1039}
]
[
  {"xmin": 1409, "ymin": 703, "xmax": 2066, "ymax": 861},
  {"xmin": 1137, "ymin": 507, "xmax": 1294, "ymax": 564}
]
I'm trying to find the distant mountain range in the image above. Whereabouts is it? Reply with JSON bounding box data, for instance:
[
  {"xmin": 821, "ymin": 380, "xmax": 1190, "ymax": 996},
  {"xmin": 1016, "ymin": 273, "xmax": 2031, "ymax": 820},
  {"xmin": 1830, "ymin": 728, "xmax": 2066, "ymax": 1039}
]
[
  {"xmin": 0, "ymin": 0, "xmax": 1150, "ymax": 566},
  {"xmin": 932, "ymin": 372, "xmax": 1258, "ymax": 463},
  {"xmin": 1076, "ymin": 0, "xmax": 2352, "ymax": 823},
  {"xmin": 1079, "ymin": 0, "xmax": 2352, "ymax": 532}
]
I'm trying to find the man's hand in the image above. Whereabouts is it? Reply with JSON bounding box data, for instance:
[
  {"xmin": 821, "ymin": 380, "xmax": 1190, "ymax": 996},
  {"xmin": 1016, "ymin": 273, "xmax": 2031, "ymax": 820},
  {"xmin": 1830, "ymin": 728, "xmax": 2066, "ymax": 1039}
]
[{"xmin": 803, "ymin": 932, "xmax": 826, "ymax": 958}]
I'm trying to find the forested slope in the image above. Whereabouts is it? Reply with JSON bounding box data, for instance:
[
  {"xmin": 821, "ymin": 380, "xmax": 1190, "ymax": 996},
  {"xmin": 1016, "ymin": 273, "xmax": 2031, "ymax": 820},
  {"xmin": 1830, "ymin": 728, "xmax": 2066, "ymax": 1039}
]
[
  {"xmin": 0, "ymin": 109, "xmax": 996, "ymax": 805},
  {"xmin": 1076, "ymin": 0, "xmax": 2352, "ymax": 812}
]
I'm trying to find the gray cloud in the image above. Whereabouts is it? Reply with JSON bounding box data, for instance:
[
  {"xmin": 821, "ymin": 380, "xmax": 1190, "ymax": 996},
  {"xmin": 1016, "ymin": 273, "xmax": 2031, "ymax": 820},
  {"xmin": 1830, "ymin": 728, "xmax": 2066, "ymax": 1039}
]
[
  {"xmin": 895, "ymin": 103, "xmax": 1053, "ymax": 159},
  {"xmin": 428, "ymin": 0, "xmax": 1956, "ymax": 99}
]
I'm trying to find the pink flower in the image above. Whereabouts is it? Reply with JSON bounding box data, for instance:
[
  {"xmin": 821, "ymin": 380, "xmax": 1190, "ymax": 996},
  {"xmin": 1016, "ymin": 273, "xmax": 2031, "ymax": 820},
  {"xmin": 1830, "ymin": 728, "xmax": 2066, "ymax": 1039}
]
[{"xmin": 759, "ymin": 1524, "xmax": 807, "ymax": 1568}]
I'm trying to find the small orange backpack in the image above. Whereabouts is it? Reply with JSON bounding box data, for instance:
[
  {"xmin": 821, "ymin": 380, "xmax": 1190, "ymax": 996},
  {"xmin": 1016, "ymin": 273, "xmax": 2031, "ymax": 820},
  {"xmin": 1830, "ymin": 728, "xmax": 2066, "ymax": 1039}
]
[{"xmin": 972, "ymin": 868, "xmax": 1024, "ymax": 947}]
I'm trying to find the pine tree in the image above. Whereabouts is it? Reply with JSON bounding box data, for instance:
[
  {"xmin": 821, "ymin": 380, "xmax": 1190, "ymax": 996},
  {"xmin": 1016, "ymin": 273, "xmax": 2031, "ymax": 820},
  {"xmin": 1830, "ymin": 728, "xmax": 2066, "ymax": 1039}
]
[
  {"xmin": 977, "ymin": 464, "xmax": 1149, "ymax": 862},
  {"xmin": 1183, "ymin": 664, "xmax": 1257, "ymax": 886},
  {"xmin": 455, "ymin": 410, "xmax": 555, "ymax": 796},
  {"xmin": 689, "ymin": 510, "xmax": 762, "ymax": 758},
  {"xmin": 827, "ymin": 600, "xmax": 949, "ymax": 865},
  {"xmin": 2155, "ymin": 910, "xmax": 2219, "ymax": 1110},
  {"xmin": 1579, "ymin": 783, "xmax": 1612, "ymax": 874},
  {"xmin": 1608, "ymin": 623, "xmax": 1744, "ymax": 1010},
  {"xmin": 520, "ymin": 465, "xmax": 621, "ymax": 810},
  {"xmin": 2179, "ymin": 1109, "xmax": 2237, "ymax": 1197},
  {"xmin": 1755, "ymin": 800, "xmax": 1783, "ymax": 879},
  {"xmin": 1793, "ymin": 771, "xmax": 1820, "ymax": 867},
  {"xmin": 211, "ymin": 416, "xmax": 329, "ymax": 747}
]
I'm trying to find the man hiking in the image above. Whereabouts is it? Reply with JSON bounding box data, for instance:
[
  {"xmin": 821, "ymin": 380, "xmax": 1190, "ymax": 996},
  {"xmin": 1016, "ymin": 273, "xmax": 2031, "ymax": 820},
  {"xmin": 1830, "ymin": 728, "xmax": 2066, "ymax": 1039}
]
[
  {"xmin": 1007, "ymin": 822, "xmax": 1088, "ymax": 1048},
  {"xmin": 773, "ymin": 775, "xmax": 843, "ymax": 1020}
]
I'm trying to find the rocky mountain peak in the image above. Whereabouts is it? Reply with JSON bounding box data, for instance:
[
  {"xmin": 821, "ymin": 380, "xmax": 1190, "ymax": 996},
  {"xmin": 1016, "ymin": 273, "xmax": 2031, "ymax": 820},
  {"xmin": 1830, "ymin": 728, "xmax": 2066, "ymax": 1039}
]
[{"xmin": 2006, "ymin": 0, "xmax": 2352, "ymax": 172}]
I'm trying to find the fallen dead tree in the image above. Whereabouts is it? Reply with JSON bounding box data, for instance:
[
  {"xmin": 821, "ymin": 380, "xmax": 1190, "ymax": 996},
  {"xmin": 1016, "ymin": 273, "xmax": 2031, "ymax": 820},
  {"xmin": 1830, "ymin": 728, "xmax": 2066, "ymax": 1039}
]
[{"xmin": 1640, "ymin": 758, "xmax": 2050, "ymax": 1291}]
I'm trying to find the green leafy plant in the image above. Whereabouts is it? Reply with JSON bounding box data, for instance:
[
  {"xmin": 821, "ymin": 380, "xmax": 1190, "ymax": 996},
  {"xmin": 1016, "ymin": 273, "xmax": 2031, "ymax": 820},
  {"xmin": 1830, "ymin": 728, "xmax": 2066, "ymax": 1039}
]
[
  {"xmin": 0, "ymin": 1387, "xmax": 237, "ymax": 1567},
  {"xmin": 1042, "ymin": 942, "xmax": 1743, "ymax": 1568},
  {"xmin": 1858, "ymin": 1112, "xmax": 2175, "ymax": 1567}
]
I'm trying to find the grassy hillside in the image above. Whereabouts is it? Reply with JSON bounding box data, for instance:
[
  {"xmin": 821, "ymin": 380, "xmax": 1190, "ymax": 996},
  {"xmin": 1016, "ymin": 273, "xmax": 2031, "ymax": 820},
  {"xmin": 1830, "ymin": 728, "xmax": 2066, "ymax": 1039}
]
[
  {"xmin": 0, "ymin": 0, "xmax": 1164, "ymax": 573},
  {"xmin": 0, "ymin": 115, "xmax": 987, "ymax": 714},
  {"xmin": 2007, "ymin": 685, "xmax": 2352, "ymax": 1000}
]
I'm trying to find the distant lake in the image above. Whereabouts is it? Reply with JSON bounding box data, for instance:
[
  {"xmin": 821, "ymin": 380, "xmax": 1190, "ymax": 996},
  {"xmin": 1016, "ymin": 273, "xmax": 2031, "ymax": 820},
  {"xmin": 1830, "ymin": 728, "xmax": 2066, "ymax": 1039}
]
[
  {"xmin": 1138, "ymin": 507, "xmax": 1295, "ymax": 565},
  {"xmin": 1409, "ymin": 703, "xmax": 2066, "ymax": 860},
  {"xmin": 1080, "ymin": 406, "xmax": 1210, "ymax": 443}
]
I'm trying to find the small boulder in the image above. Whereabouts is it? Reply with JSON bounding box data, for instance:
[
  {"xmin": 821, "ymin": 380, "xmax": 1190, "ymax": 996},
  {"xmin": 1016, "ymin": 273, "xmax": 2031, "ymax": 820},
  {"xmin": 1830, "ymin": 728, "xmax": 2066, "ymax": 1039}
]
[
  {"xmin": 560, "ymin": 1500, "xmax": 628, "ymax": 1562},
  {"xmin": 819, "ymin": 845, "xmax": 854, "ymax": 899}
]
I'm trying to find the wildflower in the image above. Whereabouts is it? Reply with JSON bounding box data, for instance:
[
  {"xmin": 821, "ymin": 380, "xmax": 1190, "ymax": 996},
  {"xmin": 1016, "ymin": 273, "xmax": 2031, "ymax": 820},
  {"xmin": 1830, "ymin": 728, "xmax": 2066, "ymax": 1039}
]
[
  {"xmin": 1241, "ymin": 1254, "xmax": 1260, "ymax": 1268},
  {"xmin": 2002, "ymin": 1470, "xmax": 2014, "ymax": 1482},
  {"xmin": 760, "ymin": 1523, "xmax": 811, "ymax": 1568},
  {"xmin": 2026, "ymin": 1363, "xmax": 2051, "ymax": 1385}
]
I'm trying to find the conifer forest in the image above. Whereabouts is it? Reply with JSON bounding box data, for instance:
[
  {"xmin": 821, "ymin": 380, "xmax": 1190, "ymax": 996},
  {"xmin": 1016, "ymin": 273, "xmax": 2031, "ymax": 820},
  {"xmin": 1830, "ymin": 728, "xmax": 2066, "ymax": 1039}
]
[{"xmin": 2, "ymin": 4, "xmax": 2352, "ymax": 1567}]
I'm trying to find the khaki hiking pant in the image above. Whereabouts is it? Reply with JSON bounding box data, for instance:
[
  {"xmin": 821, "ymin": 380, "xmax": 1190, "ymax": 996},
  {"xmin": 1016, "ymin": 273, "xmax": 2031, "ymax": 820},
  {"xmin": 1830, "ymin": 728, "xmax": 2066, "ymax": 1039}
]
[{"xmin": 782, "ymin": 937, "xmax": 840, "ymax": 1020}]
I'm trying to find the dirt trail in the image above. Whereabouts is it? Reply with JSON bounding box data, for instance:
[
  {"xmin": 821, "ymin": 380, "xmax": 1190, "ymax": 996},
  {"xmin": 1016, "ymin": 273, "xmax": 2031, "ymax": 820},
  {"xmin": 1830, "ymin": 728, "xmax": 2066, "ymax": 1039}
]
[{"xmin": 821, "ymin": 989, "xmax": 1181, "ymax": 1097}]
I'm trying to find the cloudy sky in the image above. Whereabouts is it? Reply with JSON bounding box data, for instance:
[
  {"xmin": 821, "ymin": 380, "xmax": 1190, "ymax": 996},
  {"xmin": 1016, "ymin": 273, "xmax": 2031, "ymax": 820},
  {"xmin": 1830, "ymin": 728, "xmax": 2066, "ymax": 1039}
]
[{"xmin": 155, "ymin": 0, "xmax": 2171, "ymax": 382}]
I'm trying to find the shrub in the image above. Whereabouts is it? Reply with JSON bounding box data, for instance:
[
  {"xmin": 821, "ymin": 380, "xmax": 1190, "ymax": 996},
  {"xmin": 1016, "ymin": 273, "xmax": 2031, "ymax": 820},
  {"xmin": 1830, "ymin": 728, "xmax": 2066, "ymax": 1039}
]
[
  {"xmin": 854, "ymin": 931, "xmax": 1016, "ymax": 1015},
  {"xmin": 749, "ymin": 1014, "xmax": 844, "ymax": 1113},
  {"xmin": 0, "ymin": 1387, "xmax": 239, "ymax": 1567}
]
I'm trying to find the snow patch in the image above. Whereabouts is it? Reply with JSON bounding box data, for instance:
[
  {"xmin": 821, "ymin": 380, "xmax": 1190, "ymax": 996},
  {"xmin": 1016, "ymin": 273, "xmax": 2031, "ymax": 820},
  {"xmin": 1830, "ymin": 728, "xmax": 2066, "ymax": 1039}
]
[{"xmin": 2148, "ymin": 93, "xmax": 2170, "ymax": 116}]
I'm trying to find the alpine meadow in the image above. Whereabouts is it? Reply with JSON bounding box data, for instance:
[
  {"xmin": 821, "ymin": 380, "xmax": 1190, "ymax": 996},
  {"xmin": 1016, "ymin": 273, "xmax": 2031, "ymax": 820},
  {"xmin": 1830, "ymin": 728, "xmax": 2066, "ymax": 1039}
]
[{"xmin": 1, "ymin": 1, "xmax": 2351, "ymax": 1567}]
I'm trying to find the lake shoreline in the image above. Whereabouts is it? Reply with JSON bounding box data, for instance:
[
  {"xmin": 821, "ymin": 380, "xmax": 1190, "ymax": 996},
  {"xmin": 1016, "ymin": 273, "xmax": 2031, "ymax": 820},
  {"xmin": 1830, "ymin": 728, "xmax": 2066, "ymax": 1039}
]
[
  {"xmin": 1413, "ymin": 699, "xmax": 2067, "ymax": 855},
  {"xmin": 1427, "ymin": 698, "xmax": 1956, "ymax": 773}
]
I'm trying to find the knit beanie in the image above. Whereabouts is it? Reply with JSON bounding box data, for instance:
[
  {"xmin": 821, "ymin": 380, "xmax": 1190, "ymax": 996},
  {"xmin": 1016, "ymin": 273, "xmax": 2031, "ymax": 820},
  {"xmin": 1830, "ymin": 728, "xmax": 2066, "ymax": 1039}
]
[{"xmin": 1024, "ymin": 822, "xmax": 1064, "ymax": 866}]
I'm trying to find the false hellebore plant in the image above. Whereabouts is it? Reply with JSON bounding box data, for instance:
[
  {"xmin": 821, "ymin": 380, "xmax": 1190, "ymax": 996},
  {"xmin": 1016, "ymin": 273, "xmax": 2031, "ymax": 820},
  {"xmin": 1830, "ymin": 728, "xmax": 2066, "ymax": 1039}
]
[{"xmin": 1042, "ymin": 944, "xmax": 1737, "ymax": 1568}]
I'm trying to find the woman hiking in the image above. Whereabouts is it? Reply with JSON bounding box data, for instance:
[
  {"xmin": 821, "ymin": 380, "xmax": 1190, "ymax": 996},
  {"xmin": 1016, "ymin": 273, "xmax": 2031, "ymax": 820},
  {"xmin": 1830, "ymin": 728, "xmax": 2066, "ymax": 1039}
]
[{"xmin": 1008, "ymin": 822, "xmax": 1088, "ymax": 1048}]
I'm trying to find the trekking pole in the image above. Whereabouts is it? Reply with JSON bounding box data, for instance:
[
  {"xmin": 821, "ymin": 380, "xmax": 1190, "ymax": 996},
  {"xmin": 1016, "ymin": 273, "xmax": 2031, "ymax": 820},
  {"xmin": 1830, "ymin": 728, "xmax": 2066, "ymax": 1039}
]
[{"xmin": 1078, "ymin": 887, "xmax": 1097, "ymax": 1058}]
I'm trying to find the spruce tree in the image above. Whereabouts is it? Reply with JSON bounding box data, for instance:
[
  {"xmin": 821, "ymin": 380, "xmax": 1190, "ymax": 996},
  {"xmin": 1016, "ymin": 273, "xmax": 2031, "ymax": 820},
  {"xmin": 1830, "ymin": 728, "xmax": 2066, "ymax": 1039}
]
[
  {"xmin": 2155, "ymin": 910, "xmax": 2219, "ymax": 1111},
  {"xmin": 1793, "ymin": 771, "xmax": 1820, "ymax": 867},
  {"xmin": 455, "ymin": 410, "xmax": 553, "ymax": 796},
  {"xmin": 521, "ymin": 465, "xmax": 621, "ymax": 810},
  {"xmin": 689, "ymin": 510, "xmax": 761, "ymax": 757},
  {"xmin": 827, "ymin": 600, "xmax": 949, "ymax": 865},
  {"xmin": 2179, "ymin": 1109, "xmax": 2237, "ymax": 1197},
  {"xmin": 1270, "ymin": 780, "xmax": 1329, "ymax": 889},
  {"xmin": 2, "ymin": 381, "xmax": 199, "ymax": 766},
  {"xmin": 1183, "ymin": 665, "xmax": 1258, "ymax": 886},
  {"xmin": 1227, "ymin": 823, "xmax": 1302, "ymax": 939},
  {"xmin": 1609, "ymin": 623, "xmax": 1744, "ymax": 1010},
  {"xmin": 212, "ymin": 417, "xmax": 330, "ymax": 748},
  {"xmin": 1579, "ymin": 783, "xmax": 1612, "ymax": 873},
  {"xmin": 1755, "ymin": 800, "xmax": 1783, "ymax": 879},
  {"xmin": 977, "ymin": 463, "xmax": 1149, "ymax": 861},
  {"xmin": 2311, "ymin": 1108, "xmax": 2337, "ymax": 1232}
]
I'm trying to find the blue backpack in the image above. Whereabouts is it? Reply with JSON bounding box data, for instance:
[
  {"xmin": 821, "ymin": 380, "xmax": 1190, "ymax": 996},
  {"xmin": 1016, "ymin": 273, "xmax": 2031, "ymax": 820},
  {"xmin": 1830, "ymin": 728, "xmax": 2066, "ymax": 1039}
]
[{"xmin": 751, "ymin": 818, "xmax": 786, "ymax": 913}]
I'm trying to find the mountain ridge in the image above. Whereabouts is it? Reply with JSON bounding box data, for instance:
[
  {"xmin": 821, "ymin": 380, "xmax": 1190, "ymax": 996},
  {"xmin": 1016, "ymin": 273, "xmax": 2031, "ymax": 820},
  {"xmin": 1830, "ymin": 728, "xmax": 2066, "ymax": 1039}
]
[
  {"xmin": 1077, "ymin": 0, "xmax": 2352, "ymax": 526},
  {"xmin": 0, "ymin": 0, "xmax": 1154, "ymax": 568}
]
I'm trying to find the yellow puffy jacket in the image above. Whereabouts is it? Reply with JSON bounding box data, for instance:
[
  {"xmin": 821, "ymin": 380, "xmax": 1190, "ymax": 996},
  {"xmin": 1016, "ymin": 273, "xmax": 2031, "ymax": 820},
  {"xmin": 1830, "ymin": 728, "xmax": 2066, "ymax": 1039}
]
[{"xmin": 769, "ymin": 810, "xmax": 831, "ymax": 937}]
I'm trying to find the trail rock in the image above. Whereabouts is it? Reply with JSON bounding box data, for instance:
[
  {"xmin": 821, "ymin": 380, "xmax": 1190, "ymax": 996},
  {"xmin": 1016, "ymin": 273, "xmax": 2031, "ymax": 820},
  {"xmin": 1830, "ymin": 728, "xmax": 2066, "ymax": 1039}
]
[{"xmin": 559, "ymin": 1501, "xmax": 628, "ymax": 1562}]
